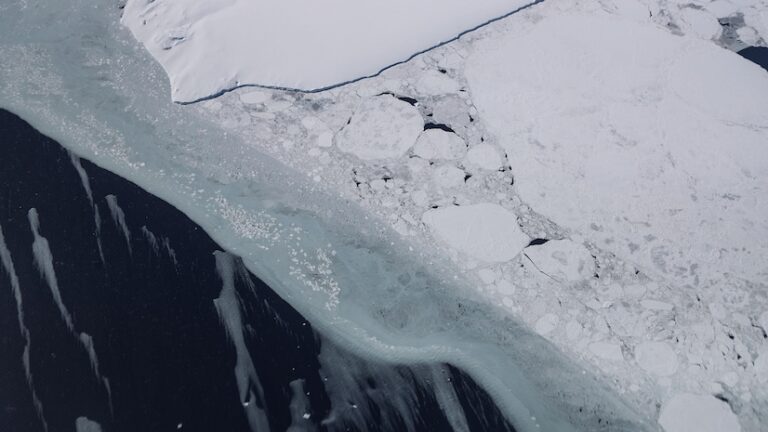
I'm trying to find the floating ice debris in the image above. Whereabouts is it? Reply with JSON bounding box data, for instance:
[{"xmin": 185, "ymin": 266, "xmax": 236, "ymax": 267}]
[
  {"xmin": 430, "ymin": 366, "xmax": 470, "ymax": 432},
  {"xmin": 28, "ymin": 208, "xmax": 75, "ymax": 331},
  {"xmin": 0, "ymin": 223, "xmax": 48, "ymax": 432},
  {"xmin": 213, "ymin": 251, "xmax": 270, "ymax": 432},
  {"xmin": 140, "ymin": 226, "xmax": 160, "ymax": 254},
  {"xmin": 69, "ymin": 153, "xmax": 105, "ymax": 263},
  {"xmin": 105, "ymin": 194, "xmax": 132, "ymax": 255},
  {"xmin": 162, "ymin": 236, "xmax": 179, "ymax": 269},
  {"xmin": 69, "ymin": 152, "xmax": 94, "ymax": 205},
  {"xmin": 79, "ymin": 332, "xmax": 114, "ymax": 414},
  {"xmin": 75, "ymin": 416, "xmax": 103, "ymax": 432},
  {"xmin": 287, "ymin": 379, "xmax": 316, "ymax": 432},
  {"xmin": 335, "ymin": 95, "xmax": 423, "ymax": 161}
]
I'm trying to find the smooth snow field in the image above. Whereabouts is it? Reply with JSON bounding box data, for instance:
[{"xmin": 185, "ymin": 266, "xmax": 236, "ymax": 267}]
[
  {"xmin": 121, "ymin": 0, "xmax": 540, "ymax": 102},
  {"xmin": 0, "ymin": 1, "xmax": 657, "ymax": 432}
]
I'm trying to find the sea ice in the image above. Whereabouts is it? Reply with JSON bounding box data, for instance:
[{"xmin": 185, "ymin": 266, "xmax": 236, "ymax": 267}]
[
  {"xmin": 75, "ymin": 417, "xmax": 102, "ymax": 432},
  {"xmin": 634, "ymin": 341, "xmax": 678, "ymax": 377},
  {"xmin": 523, "ymin": 240, "xmax": 595, "ymax": 282},
  {"xmin": 412, "ymin": 129, "xmax": 467, "ymax": 161},
  {"xmin": 121, "ymin": 0, "xmax": 537, "ymax": 102},
  {"xmin": 658, "ymin": 393, "xmax": 741, "ymax": 432},
  {"xmin": 465, "ymin": 143, "xmax": 503, "ymax": 171},
  {"xmin": 422, "ymin": 203, "xmax": 529, "ymax": 263},
  {"xmin": 335, "ymin": 95, "xmax": 423, "ymax": 160},
  {"xmin": 466, "ymin": 13, "xmax": 768, "ymax": 290}
]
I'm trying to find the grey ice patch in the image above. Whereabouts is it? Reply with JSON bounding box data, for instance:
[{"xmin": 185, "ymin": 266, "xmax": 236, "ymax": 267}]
[
  {"xmin": 69, "ymin": 152, "xmax": 94, "ymax": 205},
  {"xmin": 213, "ymin": 251, "xmax": 270, "ymax": 432},
  {"xmin": 75, "ymin": 417, "xmax": 102, "ymax": 432},
  {"xmin": 431, "ymin": 366, "xmax": 470, "ymax": 432},
  {"xmin": 141, "ymin": 225, "xmax": 160, "ymax": 255},
  {"xmin": 287, "ymin": 379, "xmax": 316, "ymax": 432},
  {"xmin": 105, "ymin": 194, "xmax": 132, "ymax": 255},
  {"xmin": 28, "ymin": 208, "xmax": 75, "ymax": 331},
  {"xmin": 317, "ymin": 342, "xmax": 422, "ymax": 432},
  {"xmin": 0, "ymin": 222, "xmax": 48, "ymax": 432},
  {"xmin": 69, "ymin": 152, "xmax": 104, "ymax": 262},
  {"xmin": 162, "ymin": 236, "xmax": 179, "ymax": 270},
  {"xmin": 79, "ymin": 332, "xmax": 113, "ymax": 414}
]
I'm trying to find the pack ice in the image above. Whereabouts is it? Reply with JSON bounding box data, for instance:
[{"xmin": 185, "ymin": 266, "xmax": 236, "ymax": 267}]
[{"xmin": 121, "ymin": 0, "xmax": 536, "ymax": 102}]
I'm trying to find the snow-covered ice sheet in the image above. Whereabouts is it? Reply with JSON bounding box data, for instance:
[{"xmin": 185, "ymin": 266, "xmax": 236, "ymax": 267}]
[
  {"xmin": 466, "ymin": 12, "xmax": 768, "ymax": 290},
  {"xmin": 121, "ymin": 0, "xmax": 538, "ymax": 102}
]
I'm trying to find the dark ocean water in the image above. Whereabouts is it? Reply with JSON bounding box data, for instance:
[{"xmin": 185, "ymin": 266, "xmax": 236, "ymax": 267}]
[
  {"xmin": 738, "ymin": 46, "xmax": 768, "ymax": 72},
  {"xmin": 0, "ymin": 109, "xmax": 515, "ymax": 432}
]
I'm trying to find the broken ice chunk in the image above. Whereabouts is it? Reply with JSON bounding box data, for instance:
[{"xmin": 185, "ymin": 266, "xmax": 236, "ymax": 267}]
[
  {"xmin": 412, "ymin": 129, "xmax": 466, "ymax": 160},
  {"xmin": 336, "ymin": 95, "xmax": 423, "ymax": 160},
  {"xmin": 465, "ymin": 143, "xmax": 503, "ymax": 170},
  {"xmin": 422, "ymin": 203, "xmax": 529, "ymax": 263},
  {"xmin": 634, "ymin": 341, "xmax": 678, "ymax": 376},
  {"xmin": 659, "ymin": 393, "xmax": 741, "ymax": 432}
]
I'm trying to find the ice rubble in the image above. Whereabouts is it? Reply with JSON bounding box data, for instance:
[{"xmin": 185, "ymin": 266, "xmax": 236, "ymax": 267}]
[{"xmin": 120, "ymin": 0, "xmax": 538, "ymax": 102}]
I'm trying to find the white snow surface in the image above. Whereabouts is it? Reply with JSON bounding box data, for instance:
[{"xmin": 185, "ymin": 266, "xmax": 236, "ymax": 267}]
[
  {"xmin": 466, "ymin": 13, "xmax": 768, "ymax": 290},
  {"xmin": 335, "ymin": 95, "xmax": 423, "ymax": 160},
  {"xmin": 659, "ymin": 393, "xmax": 741, "ymax": 432},
  {"xmin": 523, "ymin": 240, "xmax": 595, "ymax": 282},
  {"xmin": 121, "ymin": 0, "xmax": 535, "ymax": 102},
  {"xmin": 422, "ymin": 203, "xmax": 529, "ymax": 263}
]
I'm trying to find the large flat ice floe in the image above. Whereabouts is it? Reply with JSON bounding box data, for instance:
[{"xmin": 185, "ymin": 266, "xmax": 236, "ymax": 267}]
[{"xmin": 121, "ymin": 0, "xmax": 537, "ymax": 102}]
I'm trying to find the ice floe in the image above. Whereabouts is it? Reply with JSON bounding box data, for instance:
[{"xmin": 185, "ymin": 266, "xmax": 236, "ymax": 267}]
[
  {"xmin": 422, "ymin": 203, "xmax": 529, "ymax": 263},
  {"xmin": 335, "ymin": 95, "xmax": 423, "ymax": 160},
  {"xmin": 659, "ymin": 393, "xmax": 741, "ymax": 432},
  {"xmin": 523, "ymin": 240, "xmax": 595, "ymax": 283}
]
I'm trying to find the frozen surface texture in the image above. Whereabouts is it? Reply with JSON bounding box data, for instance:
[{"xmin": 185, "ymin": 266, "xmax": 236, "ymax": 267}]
[
  {"xmin": 121, "ymin": 0, "xmax": 536, "ymax": 102},
  {"xmin": 659, "ymin": 393, "xmax": 741, "ymax": 432},
  {"xmin": 4, "ymin": 0, "xmax": 768, "ymax": 430},
  {"xmin": 422, "ymin": 203, "xmax": 529, "ymax": 263},
  {"xmin": 335, "ymin": 95, "xmax": 423, "ymax": 160},
  {"xmin": 467, "ymin": 14, "xmax": 768, "ymax": 292}
]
